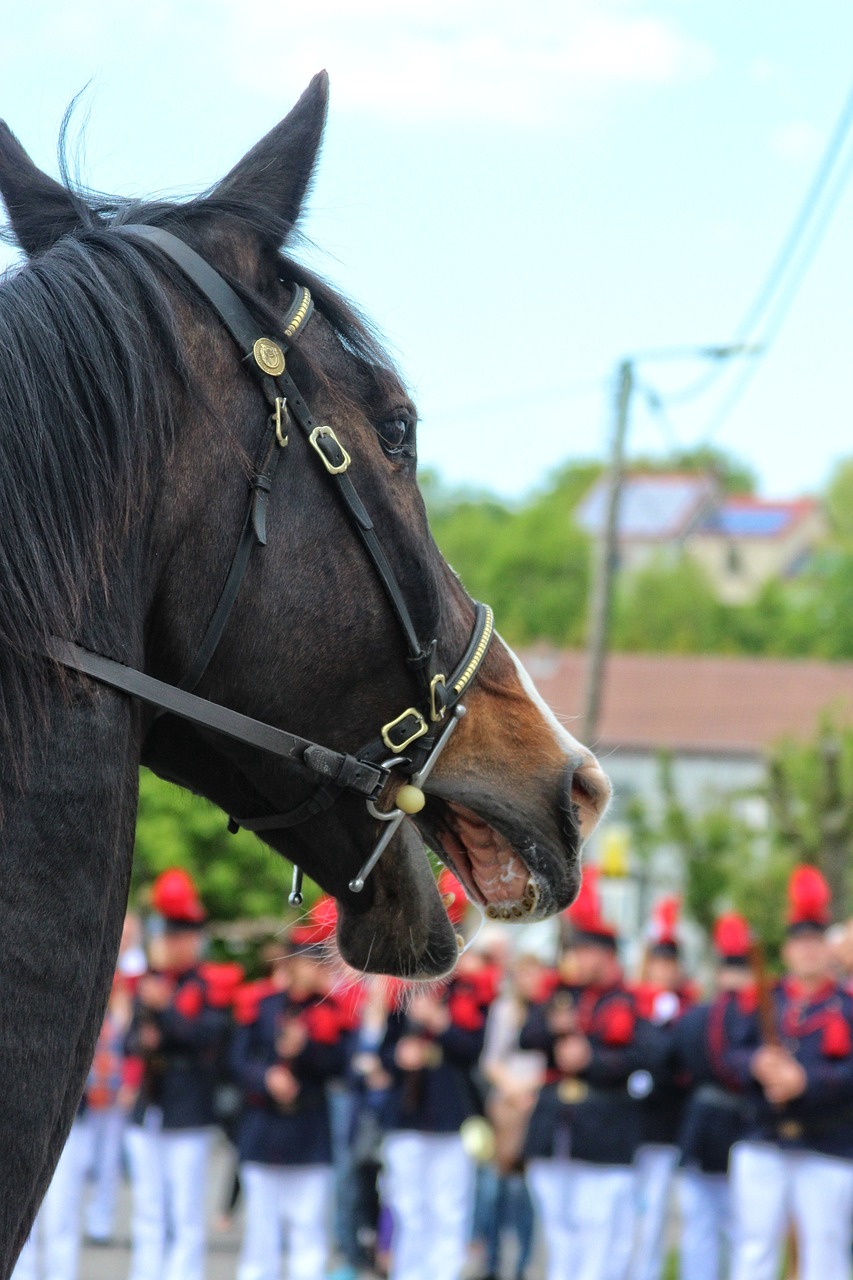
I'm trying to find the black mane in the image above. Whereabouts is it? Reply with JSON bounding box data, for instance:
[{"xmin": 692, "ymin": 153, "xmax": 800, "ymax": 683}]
[{"xmin": 0, "ymin": 187, "xmax": 401, "ymax": 765}]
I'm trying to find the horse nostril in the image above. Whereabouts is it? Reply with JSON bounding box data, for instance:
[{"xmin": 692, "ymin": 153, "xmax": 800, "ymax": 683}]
[{"xmin": 565, "ymin": 756, "xmax": 611, "ymax": 839}]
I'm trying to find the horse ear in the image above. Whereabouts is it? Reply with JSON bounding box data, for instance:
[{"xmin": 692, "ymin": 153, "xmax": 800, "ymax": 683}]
[
  {"xmin": 0, "ymin": 122, "xmax": 85, "ymax": 256},
  {"xmin": 211, "ymin": 71, "xmax": 329, "ymax": 231}
]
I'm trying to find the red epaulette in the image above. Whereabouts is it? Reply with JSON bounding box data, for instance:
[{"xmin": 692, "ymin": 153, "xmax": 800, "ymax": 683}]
[
  {"xmin": 302, "ymin": 999, "xmax": 346, "ymax": 1045},
  {"xmin": 536, "ymin": 969, "xmax": 561, "ymax": 1003},
  {"xmin": 200, "ymin": 961, "xmax": 245, "ymax": 1010},
  {"xmin": 823, "ymin": 1010, "xmax": 852, "ymax": 1058},
  {"xmin": 123, "ymin": 1056, "xmax": 144, "ymax": 1090},
  {"xmin": 632, "ymin": 983, "xmax": 659, "ymax": 1021},
  {"xmin": 471, "ymin": 964, "xmax": 502, "ymax": 1006},
  {"xmin": 332, "ymin": 982, "xmax": 367, "ymax": 1032},
  {"xmin": 233, "ymin": 978, "xmax": 278, "ymax": 1027},
  {"xmin": 173, "ymin": 978, "xmax": 205, "ymax": 1020},
  {"xmin": 447, "ymin": 983, "xmax": 486, "ymax": 1032},
  {"xmin": 597, "ymin": 997, "xmax": 635, "ymax": 1047}
]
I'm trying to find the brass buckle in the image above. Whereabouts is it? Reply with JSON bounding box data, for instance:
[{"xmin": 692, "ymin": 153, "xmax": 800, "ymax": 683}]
[
  {"xmin": 309, "ymin": 426, "xmax": 351, "ymax": 475},
  {"xmin": 429, "ymin": 674, "xmax": 447, "ymax": 722},
  {"xmin": 274, "ymin": 398, "xmax": 289, "ymax": 448},
  {"xmin": 381, "ymin": 708, "xmax": 429, "ymax": 753}
]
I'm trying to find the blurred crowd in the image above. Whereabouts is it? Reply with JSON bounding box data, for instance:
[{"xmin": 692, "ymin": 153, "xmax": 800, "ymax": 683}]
[{"xmin": 15, "ymin": 860, "xmax": 853, "ymax": 1280}]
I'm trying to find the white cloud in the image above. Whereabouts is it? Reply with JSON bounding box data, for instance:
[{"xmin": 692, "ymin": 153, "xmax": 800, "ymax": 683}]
[
  {"xmin": 206, "ymin": 0, "xmax": 715, "ymax": 127},
  {"xmin": 770, "ymin": 121, "xmax": 823, "ymax": 164}
]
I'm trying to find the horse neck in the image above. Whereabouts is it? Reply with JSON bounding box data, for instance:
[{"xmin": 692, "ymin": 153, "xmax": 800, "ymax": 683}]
[{"xmin": 0, "ymin": 681, "xmax": 142, "ymax": 1275}]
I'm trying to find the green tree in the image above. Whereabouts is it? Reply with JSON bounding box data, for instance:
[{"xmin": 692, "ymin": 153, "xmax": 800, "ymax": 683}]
[
  {"xmin": 132, "ymin": 769, "xmax": 313, "ymax": 921},
  {"xmin": 611, "ymin": 555, "xmax": 725, "ymax": 653}
]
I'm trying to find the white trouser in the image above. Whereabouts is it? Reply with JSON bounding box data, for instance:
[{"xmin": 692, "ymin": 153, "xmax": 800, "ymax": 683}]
[
  {"xmin": 729, "ymin": 1140, "xmax": 853, "ymax": 1280},
  {"xmin": 527, "ymin": 1157, "xmax": 636, "ymax": 1280},
  {"xmin": 382, "ymin": 1130, "xmax": 476, "ymax": 1280},
  {"xmin": 81, "ymin": 1104, "xmax": 128, "ymax": 1240},
  {"xmin": 125, "ymin": 1119, "xmax": 211, "ymax": 1280},
  {"xmin": 678, "ymin": 1168, "xmax": 730, "ymax": 1280},
  {"xmin": 237, "ymin": 1162, "xmax": 333, "ymax": 1280},
  {"xmin": 11, "ymin": 1118, "xmax": 91, "ymax": 1280},
  {"xmin": 629, "ymin": 1143, "xmax": 679, "ymax": 1280}
]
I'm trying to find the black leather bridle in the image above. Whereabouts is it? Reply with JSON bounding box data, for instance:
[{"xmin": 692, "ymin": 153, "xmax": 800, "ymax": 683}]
[{"xmin": 49, "ymin": 225, "xmax": 495, "ymax": 900}]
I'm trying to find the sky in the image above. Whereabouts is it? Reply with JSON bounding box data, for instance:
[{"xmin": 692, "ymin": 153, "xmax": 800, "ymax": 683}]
[{"xmin": 2, "ymin": 1, "xmax": 853, "ymax": 502}]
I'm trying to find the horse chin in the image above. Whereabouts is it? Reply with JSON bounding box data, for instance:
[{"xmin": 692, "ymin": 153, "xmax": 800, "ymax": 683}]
[{"xmin": 336, "ymin": 821, "xmax": 460, "ymax": 980}]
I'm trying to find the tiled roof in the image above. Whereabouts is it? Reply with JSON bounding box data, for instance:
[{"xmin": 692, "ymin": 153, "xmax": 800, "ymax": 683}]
[
  {"xmin": 575, "ymin": 473, "xmax": 717, "ymax": 542},
  {"xmin": 697, "ymin": 497, "xmax": 819, "ymax": 540},
  {"xmin": 520, "ymin": 648, "xmax": 853, "ymax": 756}
]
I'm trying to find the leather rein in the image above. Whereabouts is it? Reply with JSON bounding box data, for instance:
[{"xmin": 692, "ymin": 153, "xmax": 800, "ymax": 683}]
[{"xmin": 48, "ymin": 225, "xmax": 495, "ymax": 899}]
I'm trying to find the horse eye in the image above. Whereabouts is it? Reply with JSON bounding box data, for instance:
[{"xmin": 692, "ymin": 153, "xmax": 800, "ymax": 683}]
[{"xmin": 377, "ymin": 417, "xmax": 412, "ymax": 456}]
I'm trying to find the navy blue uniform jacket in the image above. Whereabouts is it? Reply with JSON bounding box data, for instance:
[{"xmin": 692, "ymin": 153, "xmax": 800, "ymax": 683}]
[
  {"xmin": 718, "ymin": 978, "xmax": 853, "ymax": 1160},
  {"xmin": 230, "ymin": 988, "xmax": 347, "ymax": 1166},
  {"xmin": 670, "ymin": 997, "xmax": 749, "ymax": 1174},
  {"xmin": 520, "ymin": 979, "xmax": 650, "ymax": 1165},
  {"xmin": 126, "ymin": 966, "xmax": 230, "ymax": 1130},
  {"xmin": 379, "ymin": 978, "xmax": 488, "ymax": 1133}
]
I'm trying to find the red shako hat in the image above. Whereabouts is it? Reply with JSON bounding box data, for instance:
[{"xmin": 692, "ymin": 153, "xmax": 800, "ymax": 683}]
[
  {"xmin": 438, "ymin": 869, "xmax": 468, "ymax": 926},
  {"xmin": 712, "ymin": 912, "xmax": 751, "ymax": 963},
  {"xmin": 151, "ymin": 868, "xmax": 206, "ymax": 928},
  {"xmin": 787, "ymin": 865, "xmax": 831, "ymax": 934},
  {"xmin": 649, "ymin": 895, "xmax": 681, "ymax": 958},
  {"xmin": 564, "ymin": 866, "xmax": 617, "ymax": 949},
  {"xmin": 290, "ymin": 894, "xmax": 338, "ymax": 949}
]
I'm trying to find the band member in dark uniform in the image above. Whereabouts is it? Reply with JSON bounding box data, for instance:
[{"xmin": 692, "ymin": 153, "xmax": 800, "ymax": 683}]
[
  {"xmin": 631, "ymin": 895, "xmax": 696, "ymax": 1280},
  {"xmin": 124, "ymin": 869, "xmax": 232, "ymax": 1280},
  {"xmin": 378, "ymin": 872, "xmax": 494, "ymax": 1280},
  {"xmin": 721, "ymin": 866, "xmax": 853, "ymax": 1280},
  {"xmin": 520, "ymin": 868, "xmax": 648, "ymax": 1280},
  {"xmin": 671, "ymin": 912, "xmax": 752, "ymax": 1280}
]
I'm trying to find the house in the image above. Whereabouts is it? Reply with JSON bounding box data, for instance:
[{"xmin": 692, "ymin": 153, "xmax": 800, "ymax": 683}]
[
  {"xmin": 575, "ymin": 473, "xmax": 827, "ymax": 603},
  {"xmin": 688, "ymin": 496, "xmax": 827, "ymax": 604},
  {"xmin": 575, "ymin": 471, "xmax": 719, "ymax": 573}
]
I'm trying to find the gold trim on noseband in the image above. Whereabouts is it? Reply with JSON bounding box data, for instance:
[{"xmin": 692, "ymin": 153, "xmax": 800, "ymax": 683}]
[
  {"xmin": 283, "ymin": 287, "xmax": 312, "ymax": 341},
  {"xmin": 452, "ymin": 606, "xmax": 494, "ymax": 697}
]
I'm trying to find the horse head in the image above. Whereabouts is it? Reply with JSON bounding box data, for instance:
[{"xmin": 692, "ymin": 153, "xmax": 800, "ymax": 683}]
[{"xmin": 0, "ymin": 74, "xmax": 610, "ymax": 982}]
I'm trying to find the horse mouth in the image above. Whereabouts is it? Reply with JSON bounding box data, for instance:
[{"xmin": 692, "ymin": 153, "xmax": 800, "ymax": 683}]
[{"xmin": 416, "ymin": 797, "xmax": 578, "ymax": 922}]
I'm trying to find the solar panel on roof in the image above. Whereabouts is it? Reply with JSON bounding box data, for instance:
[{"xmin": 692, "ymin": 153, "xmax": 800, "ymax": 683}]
[{"xmin": 576, "ymin": 476, "xmax": 712, "ymax": 539}]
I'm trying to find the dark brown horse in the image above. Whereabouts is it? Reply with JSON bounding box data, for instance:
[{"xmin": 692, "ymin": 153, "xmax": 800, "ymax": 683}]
[{"xmin": 0, "ymin": 73, "xmax": 609, "ymax": 1271}]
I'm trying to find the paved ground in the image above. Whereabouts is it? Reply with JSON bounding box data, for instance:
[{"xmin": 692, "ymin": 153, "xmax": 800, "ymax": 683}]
[{"xmin": 74, "ymin": 1137, "xmax": 540, "ymax": 1280}]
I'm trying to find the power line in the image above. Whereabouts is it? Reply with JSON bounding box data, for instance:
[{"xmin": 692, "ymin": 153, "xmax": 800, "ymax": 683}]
[
  {"xmin": 699, "ymin": 130, "xmax": 853, "ymax": 444},
  {"xmin": 665, "ymin": 75, "xmax": 853, "ymax": 412}
]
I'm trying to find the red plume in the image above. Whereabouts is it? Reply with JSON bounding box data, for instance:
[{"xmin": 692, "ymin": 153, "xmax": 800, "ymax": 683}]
[
  {"xmin": 565, "ymin": 866, "xmax": 601, "ymax": 932},
  {"xmin": 291, "ymin": 894, "xmax": 338, "ymax": 947},
  {"xmin": 651, "ymin": 895, "xmax": 680, "ymax": 945},
  {"xmin": 787, "ymin": 865, "xmax": 831, "ymax": 927},
  {"xmin": 151, "ymin": 868, "xmax": 205, "ymax": 924},
  {"xmin": 712, "ymin": 913, "xmax": 751, "ymax": 960}
]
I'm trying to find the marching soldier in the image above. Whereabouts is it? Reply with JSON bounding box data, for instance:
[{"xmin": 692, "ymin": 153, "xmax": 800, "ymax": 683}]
[
  {"xmin": 124, "ymin": 869, "xmax": 233, "ymax": 1280},
  {"xmin": 520, "ymin": 867, "xmax": 648, "ymax": 1280},
  {"xmin": 721, "ymin": 865, "xmax": 853, "ymax": 1280},
  {"xmin": 630, "ymin": 896, "xmax": 696, "ymax": 1280},
  {"xmin": 230, "ymin": 895, "xmax": 348, "ymax": 1280},
  {"xmin": 670, "ymin": 913, "xmax": 753, "ymax": 1280},
  {"xmin": 378, "ymin": 872, "xmax": 495, "ymax": 1280}
]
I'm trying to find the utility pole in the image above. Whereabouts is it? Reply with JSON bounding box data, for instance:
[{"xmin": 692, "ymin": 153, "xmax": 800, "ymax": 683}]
[
  {"xmin": 579, "ymin": 342, "xmax": 759, "ymax": 746},
  {"xmin": 581, "ymin": 359, "xmax": 633, "ymax": 744}
]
